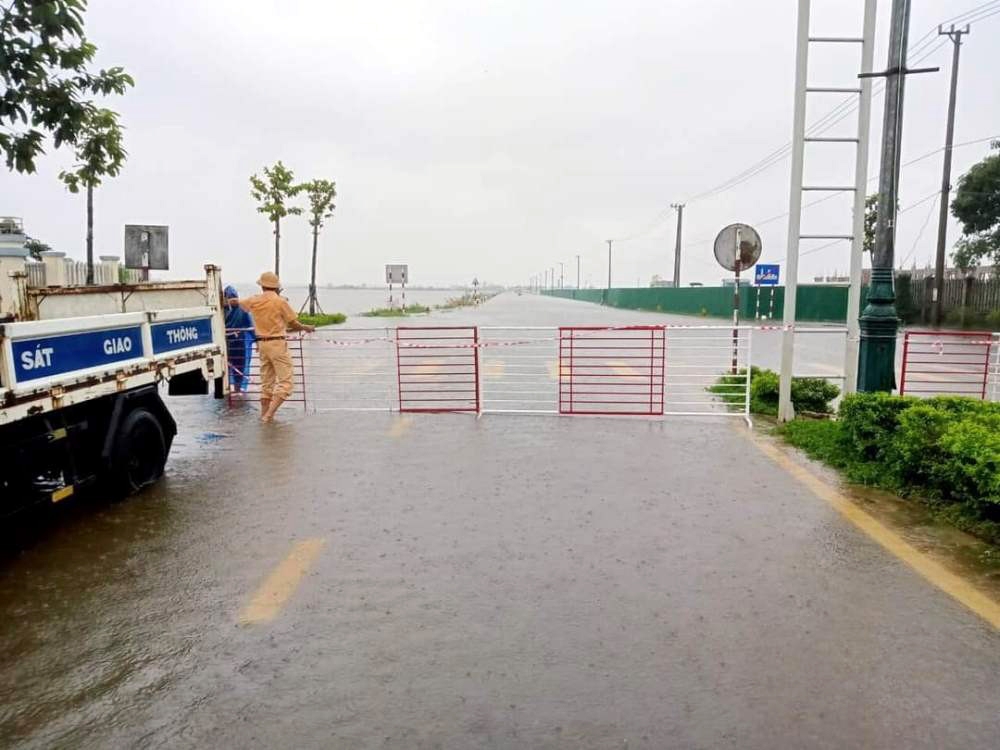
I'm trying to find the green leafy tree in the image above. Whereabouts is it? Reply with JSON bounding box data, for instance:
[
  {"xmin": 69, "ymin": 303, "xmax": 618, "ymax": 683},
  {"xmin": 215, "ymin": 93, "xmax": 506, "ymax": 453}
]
[
  {"xmin": 863, "ymin": 194, "xmax": 878, "ymax": 254},
  {"xmin": 58, "ymin": 109, "xmax": 127, "ymax": 284},
  {"xmin": 300, "ymin": 179, "xmax": 337, "ymax": 315},
  {"xmin": 24, "ymin": 238, "xmax": 51, "ymax": 260},
  {"xmin": 951, "ymin": 148, "xmax": 1000, "ymax": 271},
  {"xmin": 249, "ymin": 161, "xmax": 302, "ymax": 276},
  {"xmin": 0, "ymin": 0, "xmax": 133, "ymax": 173}
]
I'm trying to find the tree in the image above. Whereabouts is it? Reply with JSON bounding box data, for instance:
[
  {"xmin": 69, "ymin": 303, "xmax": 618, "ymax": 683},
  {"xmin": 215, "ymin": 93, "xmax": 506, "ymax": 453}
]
[
  {"xmin": 0, "ymin": 0, "xmax": 133, "ymax": 174},
  {"xmin": 24, "ymin": 238, "xmax": 51, "ymax": 260},
  {"xmin": 951, "ymin": 148, "xmax": 1000, "ymax": 271},
  {"xmin": 299, "ymin": 179, "xmax": 337, "ymax": 315},
  {"xmin": 249, "ymin": 161, "xmax": 302, "ymax": 277},
  {"xmin": 863, "ymin": 194, "xmax": 878, "ymax": 254},
  {"xmin": 58, "ymin": 109, "xmax": 127, "ymax": 284}
]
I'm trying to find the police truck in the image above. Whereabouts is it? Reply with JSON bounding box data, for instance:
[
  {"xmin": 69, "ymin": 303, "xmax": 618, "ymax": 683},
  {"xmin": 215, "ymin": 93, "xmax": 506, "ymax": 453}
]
[{"xmin": 0, "ymin": 266, "xmax": 228, "ymax": 517}]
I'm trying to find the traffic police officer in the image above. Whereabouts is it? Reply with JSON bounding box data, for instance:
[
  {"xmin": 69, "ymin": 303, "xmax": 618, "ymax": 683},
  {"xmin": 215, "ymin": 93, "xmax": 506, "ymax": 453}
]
[{"xmin": 236, "ymin": 272, "xmax": 315, "ymax": 422}]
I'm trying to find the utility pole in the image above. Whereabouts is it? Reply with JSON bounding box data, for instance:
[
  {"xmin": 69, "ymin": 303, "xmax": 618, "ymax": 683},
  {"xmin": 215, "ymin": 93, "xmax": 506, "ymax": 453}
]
[
  {"xmin": 932, "ymin": 24, "xmax": 970, "ymax": 327},
  {"xmin": 858, "ymin": 0, "xmax": 937, "ymax": 391},
  {"xmin": 671, "ymin": 203, "xmax": 684, "ymax": 288},
  {"xmin": 558, "ymin": 261, "xmax": 564, "ymax": 289},
  {"xmin": 606, "ymin": 240, "xmax": 612, "ymax": 290},
  {"xmin": 544, "ymin": 268, "xmax": 548, "ymax": 290},
  {"xmin": 576, "ymin": 255, "xmax": 581, "ymax": 289},
  {"xmin": 551, "ymin": 266, "xmax": 555, "ymax": 291}
]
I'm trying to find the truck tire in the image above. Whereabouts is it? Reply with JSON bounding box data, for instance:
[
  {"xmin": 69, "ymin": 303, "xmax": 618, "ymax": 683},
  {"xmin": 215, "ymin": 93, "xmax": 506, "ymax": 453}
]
[{"xmin": 113, "ymin": 407, "xmax": 168, "ymax": 495}]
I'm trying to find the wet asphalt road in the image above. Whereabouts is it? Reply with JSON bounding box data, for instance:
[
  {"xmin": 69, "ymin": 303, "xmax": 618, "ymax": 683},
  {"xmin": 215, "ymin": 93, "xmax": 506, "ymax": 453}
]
[{"xmin": 2, "ymin": 295, "xmax": 998, "ymax": 749}]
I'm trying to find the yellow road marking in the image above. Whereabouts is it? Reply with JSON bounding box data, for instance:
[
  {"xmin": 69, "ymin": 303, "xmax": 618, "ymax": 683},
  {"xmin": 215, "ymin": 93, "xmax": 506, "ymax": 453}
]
[
  {"xmin": 608, "ymin": 360, "xmax": 638, "ymax": 377},
  {"xmin": 388, "ymin": 415, "xmax": 413, "ymax": 438},
  {"xmin": 749, "ymin": 434, "xmax": 1000, "ymax": 630},
  {"xmin": 240, "ymin": 538, "xmax": 326, "ymax": 625},
  {"xmin": 51, "ymin": 486, "xmax": 74, "ymax": 503}
]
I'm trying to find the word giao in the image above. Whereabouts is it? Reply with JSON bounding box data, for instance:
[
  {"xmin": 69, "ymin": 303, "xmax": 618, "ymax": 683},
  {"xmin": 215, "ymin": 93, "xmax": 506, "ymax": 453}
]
[{"xmin": 103, "ymin": 336, "xmax": 134, "ymax": 355}]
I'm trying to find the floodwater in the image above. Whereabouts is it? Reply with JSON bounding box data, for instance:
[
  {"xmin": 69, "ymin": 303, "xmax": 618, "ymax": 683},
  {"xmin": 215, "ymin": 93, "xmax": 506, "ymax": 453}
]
[
  {"xmin": 232, "ymin": 286, "xmax": 465, "ymax": 316},
  {"xmin": 2, "ymin": 294, "xmax": 999, "ymax": 749}
]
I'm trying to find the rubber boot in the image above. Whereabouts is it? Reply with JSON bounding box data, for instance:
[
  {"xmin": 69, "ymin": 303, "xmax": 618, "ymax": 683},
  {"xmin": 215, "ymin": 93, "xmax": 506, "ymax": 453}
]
[{"xmin": 262, "ymin": 396, "xmax": 286, "ymax": 423}]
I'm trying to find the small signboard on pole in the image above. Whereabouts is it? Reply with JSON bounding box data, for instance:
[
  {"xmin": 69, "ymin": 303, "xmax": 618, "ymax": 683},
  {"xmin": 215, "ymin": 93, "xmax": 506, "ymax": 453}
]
[
  {"xmin": 385, "ymin": 264, "xmax": 408, "ymax": 308},
  {"xmin": 754, "ymin": 264, "xmax": 780, "ymax": 286},
  {"xmin": 754, "ymin": 263, "xmax": 779, "ymax": 320},
  {"xmin": 713, "ymin": 223, "xmax": 762, "ymax": 373},
  {"xmin": 124, "ymin": 225, "xmax": 169, "ymax": 279}
]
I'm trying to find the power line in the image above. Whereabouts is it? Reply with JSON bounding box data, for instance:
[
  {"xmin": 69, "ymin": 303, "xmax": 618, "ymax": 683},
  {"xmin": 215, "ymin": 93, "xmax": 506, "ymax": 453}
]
[
  {"xmin": 598, "ymin": 1, "xmax": 1000, "ymax": 267},
  {"xmin": 900, "ymin": 193, "xmax": 940, "ymax": 267}
]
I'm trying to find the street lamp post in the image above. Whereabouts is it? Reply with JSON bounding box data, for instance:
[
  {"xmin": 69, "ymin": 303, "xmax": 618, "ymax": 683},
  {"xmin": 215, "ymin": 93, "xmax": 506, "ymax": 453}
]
[{"xmin": 858, "ymin": 0, "xmax": 923, "ymax": 392}]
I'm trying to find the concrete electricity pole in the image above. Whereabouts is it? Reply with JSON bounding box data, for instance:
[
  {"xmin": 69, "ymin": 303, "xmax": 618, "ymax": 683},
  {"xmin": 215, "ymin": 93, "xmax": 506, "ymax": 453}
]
[
  {"xmin": 576, "ymin": 254, "xmax": 581, "ymax": 289},
  {"xmin": 558, "ymin": 262, "xmax": 564, "ymax": 289},
  {"xmin": 606, "ymin": 240, "xmax": 612, "ymax": 290},
  {"xmin": 858, "ymin": 0, "xmax": 935, "ymax": 392},
  {"xmin": 932, "ymin": 24, "xmax": 970, "ymax": 327},
  {"xmin": 671, "ymin": 203, "xmax": 684, "ymax": 288}
]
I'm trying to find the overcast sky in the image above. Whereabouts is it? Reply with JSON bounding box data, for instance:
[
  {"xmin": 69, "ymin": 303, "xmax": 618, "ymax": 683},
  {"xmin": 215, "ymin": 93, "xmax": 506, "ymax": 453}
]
[{"xmin": 2, "ymin": 0, "xmax": 999, "ymax": 287}]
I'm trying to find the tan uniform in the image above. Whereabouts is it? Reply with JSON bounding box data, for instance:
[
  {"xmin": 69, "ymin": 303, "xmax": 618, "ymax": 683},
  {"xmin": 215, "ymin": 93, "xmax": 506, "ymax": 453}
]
[{"xmin": 240, "ymin": 291, "xmax": 297, "ymax": 399}]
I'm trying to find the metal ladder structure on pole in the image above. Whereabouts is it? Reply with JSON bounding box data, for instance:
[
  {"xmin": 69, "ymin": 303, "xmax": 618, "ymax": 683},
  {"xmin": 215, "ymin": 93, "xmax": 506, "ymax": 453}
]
[{"xmin": 777, "ymin": 0, "xmax": 877, "ymax": 422}]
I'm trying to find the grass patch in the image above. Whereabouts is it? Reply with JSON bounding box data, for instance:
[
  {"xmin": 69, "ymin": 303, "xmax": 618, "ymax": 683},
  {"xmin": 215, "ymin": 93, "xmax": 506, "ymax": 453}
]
[
  {"xmin": 298, "ymin": 312, "xmax": 346, "ymax": 327},
  {"xmin": 361, "ymin": 304, "xmax": 431, "ymax": 317},
  {"xmin": 777, "ymin": 396, "xmax": 1000, "ymax": 550},
  {"xmin": 435, "ymin": 292, "xmax": 496, "ymax": 310}
]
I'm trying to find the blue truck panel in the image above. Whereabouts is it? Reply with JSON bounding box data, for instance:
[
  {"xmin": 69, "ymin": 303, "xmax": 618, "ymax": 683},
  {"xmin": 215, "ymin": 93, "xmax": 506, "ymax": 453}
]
[
  {"xmin": 150, "ymin": 317, "xmax": 214, "ymax": 355},
  {"xmin": 11, "ymin": 326, "xmax": 144, "ymax": 384}
]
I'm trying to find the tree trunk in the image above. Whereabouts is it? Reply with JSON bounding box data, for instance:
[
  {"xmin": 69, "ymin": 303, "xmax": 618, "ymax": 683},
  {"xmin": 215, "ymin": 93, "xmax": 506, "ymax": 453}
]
[
  {"xmin": 274, "ymin": 218, "xmax": 281, "ymax": 276},
  {"xmin": 85, "ymin": 184, "xmax": 94, "ymax": 285},
  {"xmin": 309, "ymin": 226, "xmax": 319, "ymax": 315}
]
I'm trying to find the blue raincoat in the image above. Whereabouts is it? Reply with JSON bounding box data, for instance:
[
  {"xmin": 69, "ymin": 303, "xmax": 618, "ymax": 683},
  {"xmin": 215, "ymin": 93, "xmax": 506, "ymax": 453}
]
[{"xmin": 224, "ymin": 285, "xmax": 254, "ymax": 392}]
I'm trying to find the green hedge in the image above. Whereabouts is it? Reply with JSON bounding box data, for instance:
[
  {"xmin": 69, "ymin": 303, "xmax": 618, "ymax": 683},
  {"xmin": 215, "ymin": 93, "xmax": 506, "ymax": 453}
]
[
  {"xmin": 710, "ymin": 367, "xmax": 839, "ymax": 416},
  {"xmin": 781, "ymin": 393, "xmax": 1000, "ymax": 545}
]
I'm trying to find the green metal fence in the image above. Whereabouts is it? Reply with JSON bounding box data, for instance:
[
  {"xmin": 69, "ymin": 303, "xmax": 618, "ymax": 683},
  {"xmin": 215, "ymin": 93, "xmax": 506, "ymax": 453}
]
[{"xmin": 543, "ymin": 285, "xmax": 868, "ymax": 323}]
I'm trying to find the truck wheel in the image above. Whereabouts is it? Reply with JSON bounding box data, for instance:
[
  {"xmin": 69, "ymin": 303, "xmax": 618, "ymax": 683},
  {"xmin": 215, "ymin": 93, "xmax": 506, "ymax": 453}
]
[{"xmin": 113, "ymin": 407, "xmax": 167, "ymax": 495}]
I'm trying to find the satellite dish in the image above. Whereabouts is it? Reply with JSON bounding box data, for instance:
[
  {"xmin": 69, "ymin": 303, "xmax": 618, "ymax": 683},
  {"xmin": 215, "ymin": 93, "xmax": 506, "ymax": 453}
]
[{"xmin": 713, "ymin": 223, "xmax": 762, "ymax": 273}]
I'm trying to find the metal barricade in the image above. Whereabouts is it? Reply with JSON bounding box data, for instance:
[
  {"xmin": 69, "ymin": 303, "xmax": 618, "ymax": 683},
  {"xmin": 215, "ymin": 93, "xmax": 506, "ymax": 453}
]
[
  {"xmin": 988, "ymin": 332, "xmax": 999, "ymax": 402},
  {"xmin": 303, "ymin": 329, "xmax": 396, "ymax": 411},
  {"xmin": 226, "ymin": 331, "xmax": 307, "ymax": 410},
  {"xmin": 479, "ymin": 327, "xmax": 559, "ymax": 415},
  {"xmin": 899, "ymin": 330, "xmax": 994, "ymax": 399},
  {"xmin": 396, "ymin": 327, "xmax": 480, "ymax": 413},
  {"xmin": 558, "ymin": 326, "xmax": 665, "ymax": 415},
  {"xmin": 663, "ymin": 326, "xmax": 751, "ymax": 422}
]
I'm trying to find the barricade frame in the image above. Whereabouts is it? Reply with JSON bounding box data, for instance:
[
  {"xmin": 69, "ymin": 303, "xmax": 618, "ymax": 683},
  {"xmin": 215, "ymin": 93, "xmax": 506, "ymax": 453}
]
[
  {"xmin": 899, "ymin": 329, "xmax": 994, "ymax": 400},
  {"xmin": 395, "ymin": 326, "xmax": 480, "ymax": 413}
]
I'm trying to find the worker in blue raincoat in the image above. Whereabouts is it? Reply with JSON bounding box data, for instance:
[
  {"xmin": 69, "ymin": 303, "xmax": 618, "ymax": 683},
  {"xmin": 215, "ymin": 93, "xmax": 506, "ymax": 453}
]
[{"xmin": 224, "ymin": 285, "xmax": 254, "ymax": 392}]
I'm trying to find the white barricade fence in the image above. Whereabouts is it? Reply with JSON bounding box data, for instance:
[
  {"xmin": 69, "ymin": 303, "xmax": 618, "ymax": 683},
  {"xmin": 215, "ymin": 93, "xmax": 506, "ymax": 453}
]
[
  {"xmin": 223, "ymin": 324, "xmax": 870, "ymax": 420},
  {"xmin": 479, "ymin": 327, "xmax": 560, "ymax": 415},
  {"xmin": 663, "ymin": 326, "xmax": 751, "ymax": 422}
]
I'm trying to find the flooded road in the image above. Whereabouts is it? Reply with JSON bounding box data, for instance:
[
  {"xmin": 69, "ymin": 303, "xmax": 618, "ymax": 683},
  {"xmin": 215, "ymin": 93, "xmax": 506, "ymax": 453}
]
[{"xmin": 2, "ymin": 295, "xmax": 999, "ymax": 748}]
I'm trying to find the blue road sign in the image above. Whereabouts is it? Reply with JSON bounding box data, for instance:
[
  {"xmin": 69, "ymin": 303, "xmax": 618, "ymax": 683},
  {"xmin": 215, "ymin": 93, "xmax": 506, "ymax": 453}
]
[
  {"xmin": 755, "ymin": 264, "xmax": 780, "ymax": 286},
  {"xmin": 151, "ymin": 317, "xmax": 213, "ymax": 355},
  {"xmin": 12, "ymin": 325, "xmax": 144, "ymax": 384}
]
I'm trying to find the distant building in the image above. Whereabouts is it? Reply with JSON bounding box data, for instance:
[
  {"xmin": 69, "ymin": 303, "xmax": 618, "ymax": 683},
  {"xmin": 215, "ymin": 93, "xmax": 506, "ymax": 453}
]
[{"xmin": 0, "ymin": 216, "xmax": 27, "ymax": 255}]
